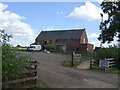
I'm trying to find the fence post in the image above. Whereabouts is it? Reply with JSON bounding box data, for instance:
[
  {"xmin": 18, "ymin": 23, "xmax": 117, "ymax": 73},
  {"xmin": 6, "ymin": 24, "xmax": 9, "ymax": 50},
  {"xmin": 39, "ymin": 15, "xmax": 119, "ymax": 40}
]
[
  {"xmin": 71, "ymin": 52, "xmax": 73, "ymax": 67},
  {"xmin": 90, "ymin": 57, "xmax": 92, "ymax": 69},
  {"xmin": 34, "ymin": 61, "xmax": 37, "ymax": 76}
]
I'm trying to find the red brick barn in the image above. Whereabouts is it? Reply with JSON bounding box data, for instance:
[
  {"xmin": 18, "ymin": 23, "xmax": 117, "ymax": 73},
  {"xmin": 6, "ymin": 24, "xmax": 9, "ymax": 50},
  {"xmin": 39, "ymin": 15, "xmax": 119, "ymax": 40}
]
[{"xmin": 35, "ymin": 29, "xmax": 94, "ymax": 53}]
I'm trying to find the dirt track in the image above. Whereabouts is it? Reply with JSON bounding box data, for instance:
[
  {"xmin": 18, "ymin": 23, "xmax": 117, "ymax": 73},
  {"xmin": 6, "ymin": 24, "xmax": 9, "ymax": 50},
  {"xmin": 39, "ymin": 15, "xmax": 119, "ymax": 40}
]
[{"xmin": 19, "ymin": 51, "xmax": 119, "ymax": 88}]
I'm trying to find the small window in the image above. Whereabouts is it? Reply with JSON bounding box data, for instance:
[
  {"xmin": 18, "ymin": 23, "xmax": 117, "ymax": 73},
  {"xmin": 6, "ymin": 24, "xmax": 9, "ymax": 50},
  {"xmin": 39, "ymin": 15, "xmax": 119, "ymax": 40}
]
[
  {"xmin": 87, "ymin": 48, "xmax": 89, "ymax": 51},
  {"xmin": 63, "ymin": 46, "xmax": 66, "ymax": 50},
  {"xmin": 45, "ymin": 40, "xmax": 49, "ymax": 45},
  {"xmin": 76, "ymin": 48, "xmax": 79, "ymax": 51},
  {"xmin": 83, "ymin": 38, "xmax": 86, "ymax": 43}
]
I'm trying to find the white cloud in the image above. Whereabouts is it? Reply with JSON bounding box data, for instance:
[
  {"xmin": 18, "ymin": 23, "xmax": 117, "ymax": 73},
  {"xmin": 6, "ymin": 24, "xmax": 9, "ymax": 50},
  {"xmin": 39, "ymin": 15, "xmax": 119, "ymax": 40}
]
[
  {"xmin": 95, "ymin": 0, "xmax": 103, "ymax": 3},
  {"xmin": 0, "ymin": 3, "xmax": 8, "ymax": 11},
  {"xmin": 68, "ymin": 1, "xmax": 108, "ymax": 21},
  {"xmin": 88, "ymin": 33, "xmax": 118, "ymax": 48},
  {"xmin": 0, "ymin": 3, "xmax": 35, "ymax": 46},
  {"xmin": 88, "ymin": 33, "xmax": 99, "ymax": 40},
  {"xmin": 88, "ymin": 33, "xmax": 100, "ymax": 47}
]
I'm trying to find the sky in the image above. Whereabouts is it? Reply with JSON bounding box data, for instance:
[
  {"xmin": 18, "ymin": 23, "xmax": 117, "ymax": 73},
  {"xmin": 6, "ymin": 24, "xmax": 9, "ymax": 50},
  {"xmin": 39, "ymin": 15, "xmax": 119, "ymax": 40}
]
[{"xmin": 0, "ymin": 0, "xmax": 118, "ymax": 47}]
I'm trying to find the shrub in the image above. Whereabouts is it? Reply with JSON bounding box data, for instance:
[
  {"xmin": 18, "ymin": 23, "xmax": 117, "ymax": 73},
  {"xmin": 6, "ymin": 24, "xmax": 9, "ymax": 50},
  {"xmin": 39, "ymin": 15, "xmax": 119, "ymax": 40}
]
[
  {"xmin": 2, "ymin": 44, "xmax": 28, "ymax": 81},
  {"xmin": 0, "ymin": 29, "xmax": 28, "ymax": 81},
  {"xmin": 83, "ymin": 46, "xmax": 120, "ymax": 69},
  {"xmin": 45, "ymin": 44, "xmax": 55, "ymax": 51},
  {"xmin": 95, "ymin": 46, "xmax": 120, "ymax": 69},
  {"xmin": 96, "ymin": 46, "xmax": 119, "ymax": 60},
  {"xmin": 16, "ymin": 45, "xmax": 21, "ymax": 47}
]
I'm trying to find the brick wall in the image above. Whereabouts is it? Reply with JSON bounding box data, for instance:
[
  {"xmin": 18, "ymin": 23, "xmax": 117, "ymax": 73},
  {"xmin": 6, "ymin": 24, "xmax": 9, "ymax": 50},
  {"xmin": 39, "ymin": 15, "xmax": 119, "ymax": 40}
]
[
  {"xmin": 79, "ymin": 43, "xmax": 94, "ymax": 53},
  {"xmin": 80, "ymin": 30, "xmax": 88, "ymax": 44},
  {"xmin": 55, "ymin": 39, "xmax": 80, "ymax": 52},
  {"xmin": 35, "ymin": 30, "xmax": 94, "ymax": 53},
  {"xmin": 35, "ymin": 39, "xmax": 94, "ymax": 53},
  {"xmin": 87, "ymin": 44, "xmax": 94, "ymax": 53}
]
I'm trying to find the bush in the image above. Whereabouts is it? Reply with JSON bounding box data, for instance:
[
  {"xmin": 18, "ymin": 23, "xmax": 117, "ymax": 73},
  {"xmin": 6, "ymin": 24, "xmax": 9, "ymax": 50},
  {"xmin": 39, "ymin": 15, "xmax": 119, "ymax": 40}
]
[
  {"xmin": 45, "ymin": 44, "xmax": 55, "ymax": 51},
  {"xmin": 2, "ymin": 44, "xmax": 28, "ymax": 81},
  {"xmin": 96, "ymin": 46, "xmax": 119, "ymax": 60},
  {"xmin": 95, "ymin": 46, "xmax": 120, "ymax": 69},
  {"xmin": 0, "ymin": 30, "xmax": 28, "ymax": 81},
  {"xmin": 83, "ymin": 46, "xmax": 120, "ymax": 69}
]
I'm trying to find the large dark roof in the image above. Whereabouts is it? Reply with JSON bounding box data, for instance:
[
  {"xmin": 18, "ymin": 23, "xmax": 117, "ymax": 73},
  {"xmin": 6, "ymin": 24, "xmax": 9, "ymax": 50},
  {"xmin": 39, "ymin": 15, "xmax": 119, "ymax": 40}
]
[{"xmin": 36, "ymin": 29, "xmax": 85, "ymax": 40}]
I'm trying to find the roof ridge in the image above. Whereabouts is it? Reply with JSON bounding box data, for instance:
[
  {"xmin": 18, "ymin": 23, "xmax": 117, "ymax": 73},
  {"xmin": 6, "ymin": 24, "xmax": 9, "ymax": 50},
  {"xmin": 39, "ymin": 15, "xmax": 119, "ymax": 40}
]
[
  {"xmin": 36, "ymin": 28, "xmax": 86, "ymax": 40},
  {"xmin": 42, "ymin": 29, "xmax": 85, "ymax": 32}
]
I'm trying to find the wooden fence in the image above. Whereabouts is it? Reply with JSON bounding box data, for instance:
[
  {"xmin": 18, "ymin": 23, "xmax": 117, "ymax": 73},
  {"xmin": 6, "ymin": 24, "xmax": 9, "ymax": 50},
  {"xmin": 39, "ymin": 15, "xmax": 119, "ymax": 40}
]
[
  {"xmin": 90, "ymin": 58, "xmax": 116, "ymax": 70},
  {"xmin": 2, "ymin": 59, "xmax": 38, "ymax": 88},
  {"xmin": 104, "ymin": 58, "xmax": 116, "ymax": 70}
]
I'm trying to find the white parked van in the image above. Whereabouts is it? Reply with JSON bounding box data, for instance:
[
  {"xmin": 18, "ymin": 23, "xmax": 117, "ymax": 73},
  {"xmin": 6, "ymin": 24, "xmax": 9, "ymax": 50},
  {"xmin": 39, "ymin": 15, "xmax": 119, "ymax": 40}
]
[{"xmin": 28, "ymin": 45, "xmax": 41, "ymax": 51}]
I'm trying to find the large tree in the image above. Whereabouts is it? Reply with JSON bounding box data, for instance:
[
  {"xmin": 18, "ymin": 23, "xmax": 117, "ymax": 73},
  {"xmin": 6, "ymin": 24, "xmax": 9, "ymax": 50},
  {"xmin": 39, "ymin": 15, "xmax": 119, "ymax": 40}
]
[{"xmin": 98, "ymin": 0, "xmax": 120, "ymax": 43}]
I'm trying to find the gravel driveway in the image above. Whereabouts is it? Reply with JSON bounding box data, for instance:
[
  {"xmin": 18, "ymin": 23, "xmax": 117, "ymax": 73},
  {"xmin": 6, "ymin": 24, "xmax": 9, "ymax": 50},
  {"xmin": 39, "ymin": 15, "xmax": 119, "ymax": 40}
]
[{"xmin": 19, "ymin": 51, "xmax": 119, "ymax": 88}]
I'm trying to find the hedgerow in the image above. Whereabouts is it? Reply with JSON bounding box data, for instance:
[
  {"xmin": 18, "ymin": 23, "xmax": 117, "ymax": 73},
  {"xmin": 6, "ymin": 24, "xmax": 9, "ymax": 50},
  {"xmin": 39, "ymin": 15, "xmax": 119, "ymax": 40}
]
[{"xmin": 1, "ymin": 29, "xmax": 28, "ymax": 81}]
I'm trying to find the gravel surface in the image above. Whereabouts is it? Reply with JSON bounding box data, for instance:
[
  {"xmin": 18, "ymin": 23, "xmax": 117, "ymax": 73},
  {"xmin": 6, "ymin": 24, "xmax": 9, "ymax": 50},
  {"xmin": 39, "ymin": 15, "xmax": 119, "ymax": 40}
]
[{"xmin": 19, "ymin": 51, "xmax": 119, "ymax": 88}]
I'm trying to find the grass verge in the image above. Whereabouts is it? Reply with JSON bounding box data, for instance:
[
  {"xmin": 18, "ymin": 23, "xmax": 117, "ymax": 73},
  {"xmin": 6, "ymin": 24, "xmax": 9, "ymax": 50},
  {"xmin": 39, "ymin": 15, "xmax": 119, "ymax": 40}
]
[
  {"xmin": 62, "ymin": 60, "xmax": 120, "ymax": 74},
  {"xmin": 52, "ymin": 52, "xmax": 71, "ymax": 55},
  {"xmin": 12, "ymin": 47, "xmax": 27, "ymax": 51},
  {"xmin": 37, "ymin": 79, "xmax": 49, "ymax": 88},
  {"xmin": 62, "ymin": 59, "xmax": 81, "ymax": 68},
  {"xmin": 87, "ymin": 65, "xmax": 120, "ymax": 74}
]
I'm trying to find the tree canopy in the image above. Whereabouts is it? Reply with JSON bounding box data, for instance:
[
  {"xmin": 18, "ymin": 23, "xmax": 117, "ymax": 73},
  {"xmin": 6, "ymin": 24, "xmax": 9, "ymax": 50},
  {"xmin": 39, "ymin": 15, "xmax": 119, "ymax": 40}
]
[
  {"xmin": 98, "ymin": 0, "xmax": 120, "ymax": 43},
  {"xmin": 0, "ymin": 29, "xmax": 12, "ymax": 43}
]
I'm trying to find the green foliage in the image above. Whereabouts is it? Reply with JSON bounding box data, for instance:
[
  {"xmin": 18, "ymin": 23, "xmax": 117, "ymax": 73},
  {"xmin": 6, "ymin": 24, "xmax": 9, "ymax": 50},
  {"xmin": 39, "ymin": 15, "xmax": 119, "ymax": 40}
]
[
  {"xmin": 2, "ymin": 44, "xmax": 28, "ymax": 81},
  {"xmin": 45, "ymin": 44, "xmax": 55, "ymax": 51},
  {"xmin": 95, "ymin": 46, "xmax": 119, "ymax": 60},
  {"xmin": 16, "ymin": 45, "xmax": 21, "ymax": 47},
  {"xmin": 88, "ymin": 66, "xmax": 120, "ymax": 74},
  {"xmin": 81, "ymin": 46, "xmax": 120, "ymax": 69},
  {"xmin": 1, "ymin": 29, "xmax": 28, "ymax": 81},
  {"xmin": 12, "ymin": 47, "xmax": 27, "ymax": 51},
  {"xmin": 99, "ymin": 1, "xmax": 120, "ymax": 43},
  {"xmin": 94, "ymin": 46, "xmax": 120, "ymax": 69},
  {"xmin": 0, "ymin": 29, "xmax": 12, "ymax": 43}
]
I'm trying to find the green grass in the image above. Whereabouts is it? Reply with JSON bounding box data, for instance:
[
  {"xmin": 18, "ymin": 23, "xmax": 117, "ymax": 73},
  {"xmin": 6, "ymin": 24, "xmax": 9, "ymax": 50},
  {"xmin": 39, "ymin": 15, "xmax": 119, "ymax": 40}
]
[
  {"xmin": 12, "ymin": 47, "xmax": 27, "ymax": 51},
  {"xmin": 87, "ymin": 65, "xmax": 120, "ymax": 74},
  {"xmin": 63, "ymin": 60, "xmax": 120, "ymax": 74},
  {"xmin": 62, "ymin": 59, "xmax": 81, "ymax": 68},
  {"xmin": 37, "ymin": 79, "xmax": 49, "ymax": 88},
  {"xmin": 62, "ymin": 60, "xmax": 72, "ymax": 67},
  {"xmin": 52, "ymin": 51, "xmax": 71, "ymax": 55}
]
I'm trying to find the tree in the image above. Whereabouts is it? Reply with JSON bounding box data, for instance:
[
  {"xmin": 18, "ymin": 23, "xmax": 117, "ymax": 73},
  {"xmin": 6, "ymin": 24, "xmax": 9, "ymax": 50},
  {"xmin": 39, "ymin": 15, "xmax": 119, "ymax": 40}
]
[
  {"xmin": 0, "ymin": 29, "xmax": 28, "ymax": 81},
  {"xmin": 17, "ymin": 45, "xmax": 21, "ymax": 47},
  {"xmin": 45, "ymin": 44, "xmax": 55, "ymax": 51},
  {"xmin": 98, "ymin": 0, "xmax": 120, "ymax": 43},
  {"xmin": 0, "ymin": 29, "xmax": 12, "ymax": 43}
]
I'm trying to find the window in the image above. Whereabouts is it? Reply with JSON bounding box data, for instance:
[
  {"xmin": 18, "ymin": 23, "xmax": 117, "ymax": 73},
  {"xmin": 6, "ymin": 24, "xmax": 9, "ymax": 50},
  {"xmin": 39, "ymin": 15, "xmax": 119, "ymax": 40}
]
[
  {"xmin": 30, "ymin": 46, "xmax": 35, "ymax": 48},
  {"xmin": 44, "ymin": 40, "xmax": 49, "ymax": 45},
  {"xmin": 63, "ymin": 46, "xmax": 66, "ymax": 51},
  {"xmin": 83, "ymin": 38, "xmax": 86, "ymax": 43},
  {"xmin": 76, "ymin": 48, "xmax": 79, "ymax": 51},
  {"xmin": 87, "ymin": 48, "xmax": 89, "ymax": 51}
]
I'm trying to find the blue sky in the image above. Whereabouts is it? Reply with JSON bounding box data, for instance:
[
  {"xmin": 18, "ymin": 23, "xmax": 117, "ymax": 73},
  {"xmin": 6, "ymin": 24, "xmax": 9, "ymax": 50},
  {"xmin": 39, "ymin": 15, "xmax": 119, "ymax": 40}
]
[
  {"xmin": 4, "ymin": 2, "xmax": 100, "ymax": 33},
  {"xmin": 0, "ymin": 1, "xmax": 117, "ymax": 47}
]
